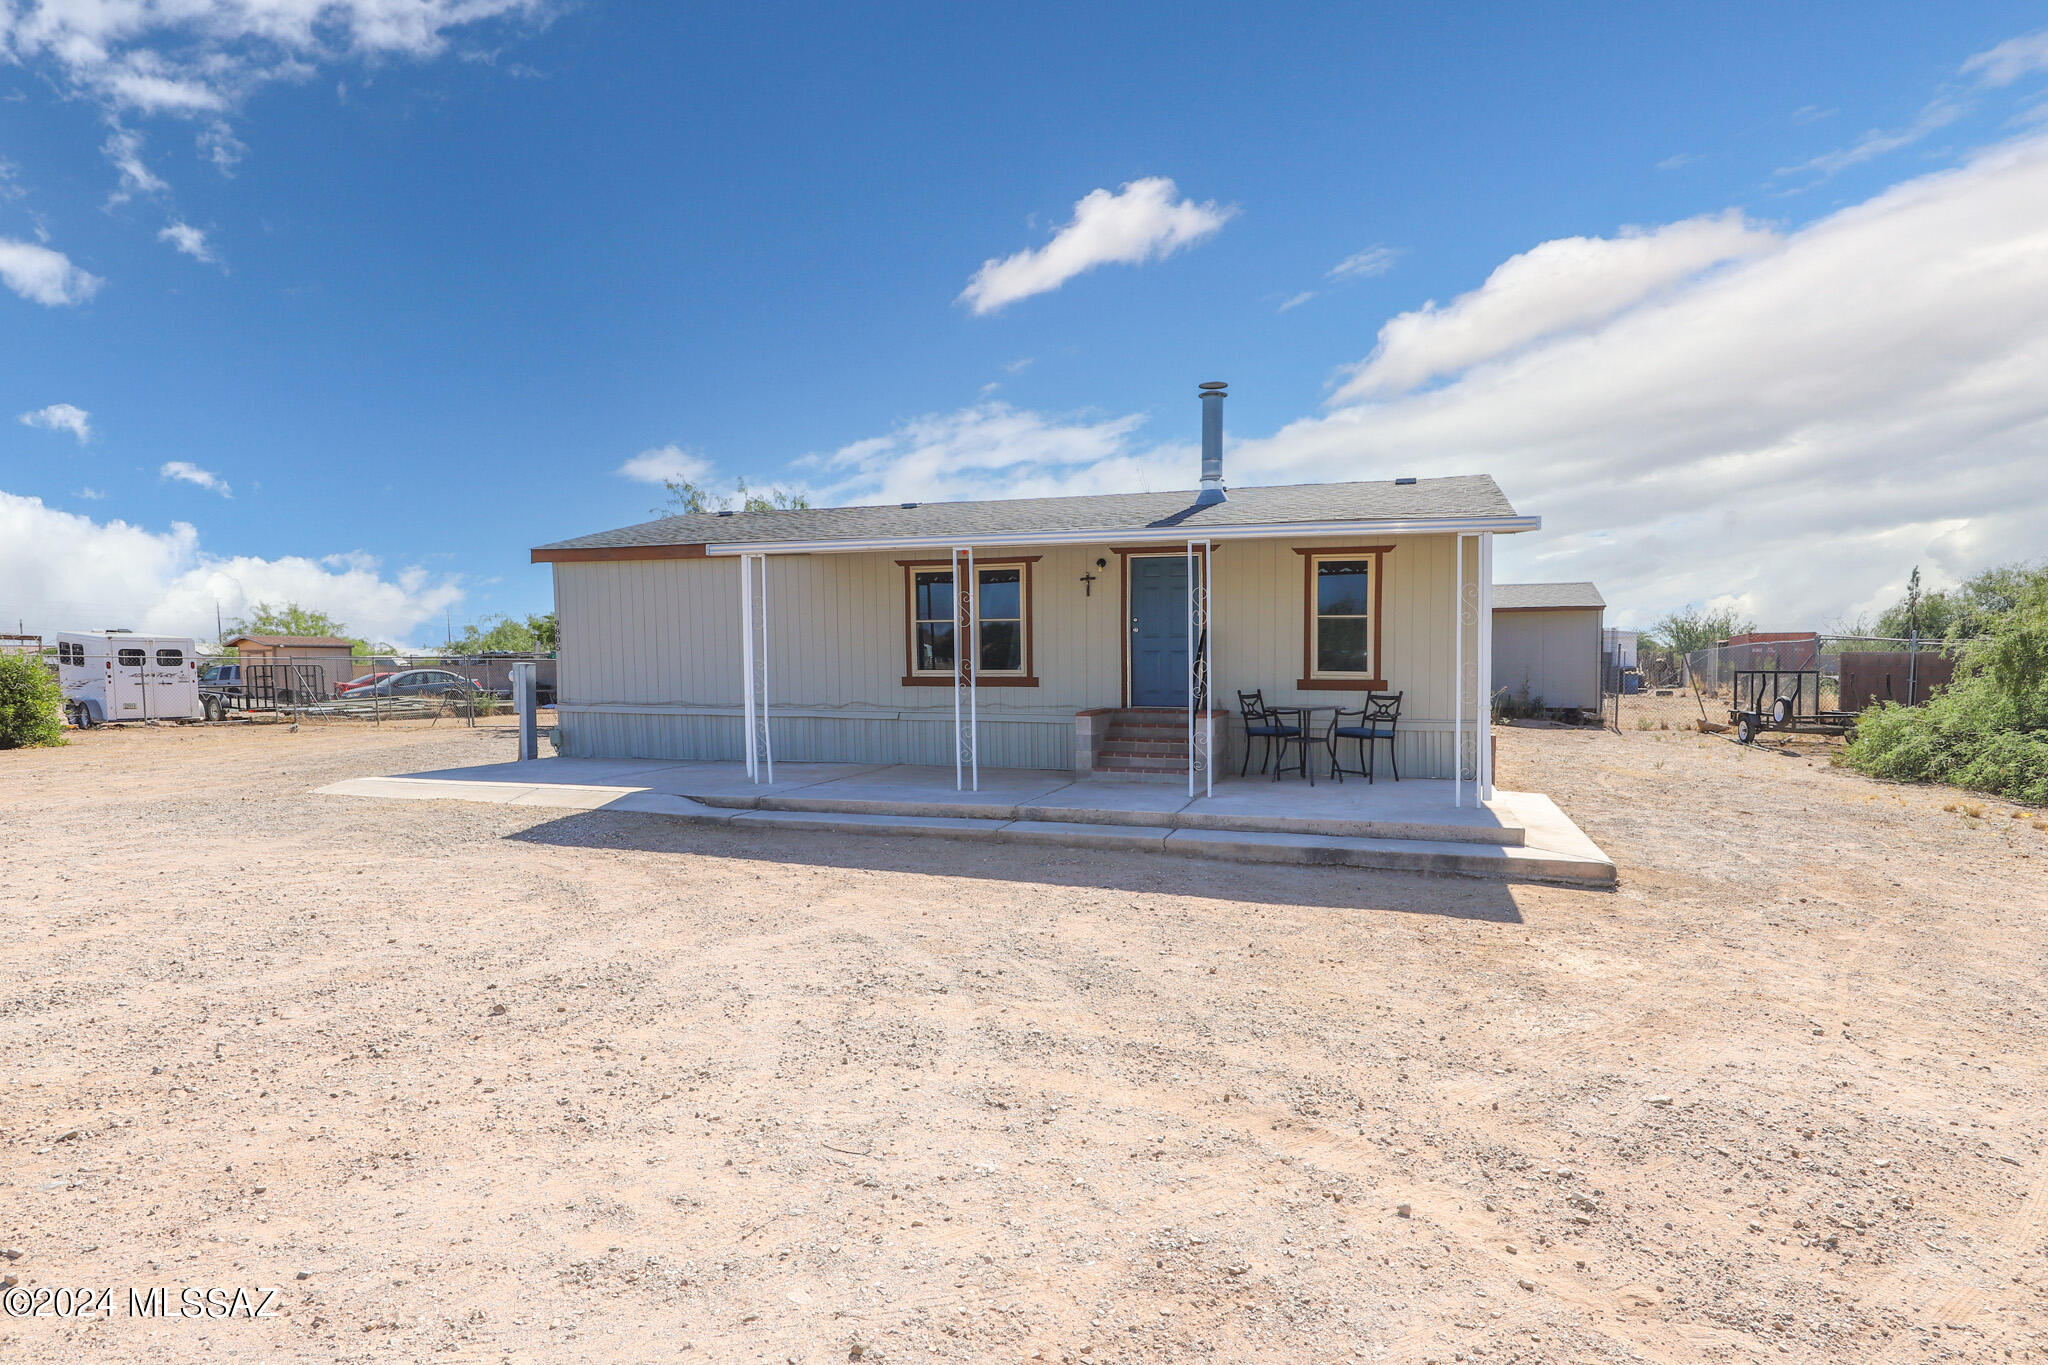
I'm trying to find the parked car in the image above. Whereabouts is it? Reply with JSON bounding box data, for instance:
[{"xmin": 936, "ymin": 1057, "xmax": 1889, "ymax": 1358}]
[
  {"xmin": 350, "ymin": 668, "xmax": 487, "ymax": 699},
  {"xmin": 336, "ymin": 670, "xmax": 395, "ymax": 696},
  {"xmin": 197, "ymin": 661, "xmax": 244, "ymax": 695}
]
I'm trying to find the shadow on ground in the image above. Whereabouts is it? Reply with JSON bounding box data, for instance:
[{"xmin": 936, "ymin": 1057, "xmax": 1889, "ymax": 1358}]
[{"xmin": 503, "ymin": 808, "xmax": 1534, "ymax": 922}]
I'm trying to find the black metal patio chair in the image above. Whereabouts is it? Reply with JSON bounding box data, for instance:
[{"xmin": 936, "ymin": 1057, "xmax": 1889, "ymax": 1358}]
[
  {"xmin": 1235, "ymin": 690, "xmax": 1301, "ymax": 777},
  {"xmin": 1330, "ymin": 691, "xmax": 1402, "ymax": 784}
]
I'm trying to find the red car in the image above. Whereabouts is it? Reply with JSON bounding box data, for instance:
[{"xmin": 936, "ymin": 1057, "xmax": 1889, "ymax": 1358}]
[{"xmin": 337, "ymin": 671, "xmax": 395, "ymax": 696}]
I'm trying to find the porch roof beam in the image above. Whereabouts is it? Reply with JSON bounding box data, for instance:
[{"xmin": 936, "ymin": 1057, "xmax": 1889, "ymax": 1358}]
[{"xmin": 697, "ymin": 514, "xmax": 1541, "ymax": 557}]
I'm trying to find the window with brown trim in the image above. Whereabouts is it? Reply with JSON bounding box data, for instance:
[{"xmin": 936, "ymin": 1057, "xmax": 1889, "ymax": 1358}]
[
  {"xmin": 1294, "ymin": 546, "xmax": 1391, "ymax": 690},
  {"xmin": 898, "ymin": 558, "xmax": 1039, "ymax": 686}
]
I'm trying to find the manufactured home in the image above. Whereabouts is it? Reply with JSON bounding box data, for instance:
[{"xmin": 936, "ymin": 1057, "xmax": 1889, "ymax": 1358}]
[
  {"xmin": 533, "ymin": 385, "xmax": 1538, "ymax": 789},
  {"xmin": 1490, "ymin": 582, "xmax": 1606, "ymax": 713},
  {"xmin": 56, "ymin": 631, "xmax": 204, "ymax": 726}
]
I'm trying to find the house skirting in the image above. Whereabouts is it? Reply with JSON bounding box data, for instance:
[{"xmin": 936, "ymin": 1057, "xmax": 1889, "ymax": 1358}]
[{"xmin": 557, "ymin": 703, "xmax": 1468, "ymax": 779}]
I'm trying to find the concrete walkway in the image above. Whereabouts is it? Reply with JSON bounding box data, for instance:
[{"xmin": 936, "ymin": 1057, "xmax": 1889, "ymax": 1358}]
[{"xmin": 319, "ymin": 758, "xmax": 1615, "ymax": 886}]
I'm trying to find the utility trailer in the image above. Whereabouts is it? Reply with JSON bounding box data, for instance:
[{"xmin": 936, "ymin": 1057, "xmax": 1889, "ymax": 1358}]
[
  {"xmin": 55, "ymin": 631, "xmax": 205, "ymax": 726},
  {"xmin": 198, "ymin": 660, "xmax": 332, "ymax": 718},
  {"xmin": 1728, "ymin": 668, "xmax": 1857, "ymax": 745}
]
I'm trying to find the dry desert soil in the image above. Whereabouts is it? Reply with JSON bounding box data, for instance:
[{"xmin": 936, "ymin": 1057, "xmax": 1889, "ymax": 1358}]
[{"xmin": 3, "ymin": 699, "xmax": 2046, "ymax": 1363}]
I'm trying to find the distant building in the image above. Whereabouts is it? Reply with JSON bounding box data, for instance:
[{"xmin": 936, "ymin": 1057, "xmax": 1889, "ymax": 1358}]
[
  {"xmin": 1491, "ymin": 582, "xmax": 1605, "ymax": 711},
  {"xmin": 222, "ymin": 634, "xmax": 357, "ymax": 697}
]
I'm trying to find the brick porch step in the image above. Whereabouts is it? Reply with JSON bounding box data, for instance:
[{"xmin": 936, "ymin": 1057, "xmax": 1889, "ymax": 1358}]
[
  {"xmin": 1094, "ymin": 755, "xmax": 1190, "ymax": 773},
  {"xmin": 1097, "ymin": 740, "xmax": 1187, "ymax": 757}
]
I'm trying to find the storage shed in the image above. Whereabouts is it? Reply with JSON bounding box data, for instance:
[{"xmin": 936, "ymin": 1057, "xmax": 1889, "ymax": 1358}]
[
  {"xmin": 1491, "ymin": 581, "xmax": 1605, "ymax": 712},
  {"xmin": 222, "ymin": 634, "xmax": 356, "ymax": 699}
]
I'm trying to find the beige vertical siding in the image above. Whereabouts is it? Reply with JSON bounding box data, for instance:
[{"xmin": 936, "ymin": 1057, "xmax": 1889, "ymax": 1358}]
[
  {"xmin": 1491, "ymin": 608, "xmax": 1603, "ymax": 711},
  {"xmin": 554, "ymin": 532, "xmax": 1492, "ymax": 777}
]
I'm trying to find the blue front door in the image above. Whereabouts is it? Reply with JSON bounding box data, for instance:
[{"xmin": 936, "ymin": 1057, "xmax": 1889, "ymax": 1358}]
[{"xmin": 1129, "ymin": 555, "xmax": 1193, "ymax": 707}]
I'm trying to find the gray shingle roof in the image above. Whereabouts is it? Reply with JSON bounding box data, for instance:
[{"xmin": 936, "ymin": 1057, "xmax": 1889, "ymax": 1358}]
[
  {"xmin": 537, "ymin": 475, "xmax": 1521, "ymax": 553},
  {"xmin": 1492, "ymin": 581, "xmax": 1605, "ymax": 611}
]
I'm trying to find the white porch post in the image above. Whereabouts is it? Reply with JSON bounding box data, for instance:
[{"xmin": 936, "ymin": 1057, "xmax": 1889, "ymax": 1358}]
[
  {"xmin": 1478, "ymin": 532, "xmax": 1494, "ymax": 801},
  {"xmin": 1196, "ymin": 540, "xmax": 1204, "ymax": 802},
  {"xmin": 1186, "ymin": 540, "xmax": 1213, "ymax": 798},
  {"xmin": 1454, "ymin": 533, "xmax": 1465, "ymax": 808},
  {"xmin": 740, "ymin": 553, "xmax": 756, "ymax": 781},
  {"xmin": 952, "ymin": 546, "xmax": 979, "ymax": 792},
  {"xmin": 738, "ymin": 552, "xmax": 773, "ymax": 785}
]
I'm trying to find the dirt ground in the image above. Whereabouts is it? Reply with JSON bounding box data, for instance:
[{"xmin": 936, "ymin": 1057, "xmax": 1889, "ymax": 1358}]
[{"xmin": 2, "ymin": 701, "xmax": 2045, "ymax": 1364}]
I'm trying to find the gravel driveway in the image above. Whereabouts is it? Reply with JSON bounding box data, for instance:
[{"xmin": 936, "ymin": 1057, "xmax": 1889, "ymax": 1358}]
[{"xmin": 2, "ymin": 709, "xmax": 2043, "ymax": 1362}]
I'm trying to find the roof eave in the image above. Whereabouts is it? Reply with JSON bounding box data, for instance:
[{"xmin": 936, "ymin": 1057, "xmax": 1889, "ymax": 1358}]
[{"xmin": 686, "ymin": 514, "xmax": 1541, "ymax": 557}]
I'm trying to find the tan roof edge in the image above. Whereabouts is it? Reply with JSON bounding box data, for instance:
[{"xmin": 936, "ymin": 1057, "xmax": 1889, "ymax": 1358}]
[{"xmin": 531, "ymin": 543, "xmax": 709, "ymax": 564}]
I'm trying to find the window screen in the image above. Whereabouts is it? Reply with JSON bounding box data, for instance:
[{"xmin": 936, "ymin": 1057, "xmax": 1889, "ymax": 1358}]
[
  {"xmin": 912, "ymin": 571, "xmax": 955, "ymax": 673},
  {"xmin": 977, "ymin": 567, "xmax": 1023, "ymax": 673},
  {"xmin": 1313, "ymin": 559, "xmax": 1373, "ymax": 675}
]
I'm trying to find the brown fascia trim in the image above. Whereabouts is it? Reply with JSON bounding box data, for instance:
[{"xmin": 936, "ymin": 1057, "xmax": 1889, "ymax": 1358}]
[{"xmin": 530, "ymin": 543, "xmax": 708, "ymax": 564}]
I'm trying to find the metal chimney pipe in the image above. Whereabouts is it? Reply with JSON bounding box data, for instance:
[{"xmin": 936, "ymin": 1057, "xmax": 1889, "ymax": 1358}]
[{"xmin": 1196, "ymin": 381, "xmax": 1227, "ymax": 505}]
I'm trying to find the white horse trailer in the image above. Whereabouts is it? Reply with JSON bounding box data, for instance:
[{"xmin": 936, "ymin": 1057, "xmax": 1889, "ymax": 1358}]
[{"xmin": 56, "ymin": 631, "xmax": 205, "ymax": 726}]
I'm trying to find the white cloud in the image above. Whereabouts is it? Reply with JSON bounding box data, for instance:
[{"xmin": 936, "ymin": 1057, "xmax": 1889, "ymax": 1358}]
[
  {"xmin": 1780, "ymin": 98, "xmax": 1966, "ymax": 180},
  {"xmin": 615, "ymin": 444, "xmax": 712, "ymax": 485},
  {"xmin": 19, "ymin": 403, "xmax": 93, "ymax": 443},
  {"xmin": 1, "ymin": 2, "xmax": 547, "ymax": 113},
  {"xmin": 0, "ymin": 488, "xmax": 462, "ymax": 645},
  {"xmin": 75, "ymin": 487, "xmax": 105, "ymax": 499},
  {"xmin": 816, "ymin": 130, "xmax": 2048, "ymax": 632},
  {"xmin": 1329, "ymin": 245, "xmax": 1399, "ymax": 280},
  {"xmin": 1236, "ymin": 132, "xmax": 2048, "ymax": 629},
  {"xmin": 103, "ymin": 126, "xmax": 168, "ymax": 201},
  {"xmin": 0, "ymin": 1, "xmax": 547, "ymax": 197},
  {"xmin": 1277, "ymin": 290, "xmax": 1317, "ymax": 313},
  {"xmin": 1330, "ymin": 211, "xmax": 1777, "ymax": 403},
  {"xmin": 160, "ymin": 461, "xmax": 232, "ymax": 497},
  {"xmin": 802, "ymin": 402, "xmax": 1174, "ymax": 507},
  {"xmin": 0, "ymin": 237, "xmax": 103, "ymax": 306},
  {"xmin": 158, "ymin": 220, "xmax": 217, "ymax": 263},
  {"xmin": 1963, "ymin": 27, "xmax": 2048, "ymax": 87},
  {"xmin": 958, "ymin": 177, "xmax": 1234, "ymax": 315}
]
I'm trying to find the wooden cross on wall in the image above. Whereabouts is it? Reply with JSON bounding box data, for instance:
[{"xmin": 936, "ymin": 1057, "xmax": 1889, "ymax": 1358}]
[{"xmin": 1080, "ymin": 571, "xmax": 1098, "ymax": 597}]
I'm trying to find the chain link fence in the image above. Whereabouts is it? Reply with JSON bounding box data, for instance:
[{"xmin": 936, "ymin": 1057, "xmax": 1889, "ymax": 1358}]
[
  {"xmin": 193, "ymin": 650, "xmax": 557, "ymax": 730},
  {"xmin": 1673, "ymin": 634, "xmax": 1967, "ymax": 711}
]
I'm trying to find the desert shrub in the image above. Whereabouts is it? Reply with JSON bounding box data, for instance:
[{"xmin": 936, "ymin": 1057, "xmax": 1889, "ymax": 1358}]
[
  {"xmin": 1842, "ymin": 594, "xmax": 2048, "ymax": 804},
  {"xmin": 0, "ymin": 654, "xmax": 65, "ymax": 749},
  {"xmin": 1492, "ymin": 684, "xmax": 1546, "ymax": 721}
]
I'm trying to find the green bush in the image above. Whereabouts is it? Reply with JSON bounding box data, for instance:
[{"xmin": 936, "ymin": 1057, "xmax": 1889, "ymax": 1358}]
[
  {"xmin": 0, "ymin": 654, "xmax": 66, "ymax": 749},
  {"xmin": 1842, "ymin": 594, "xmax": 2048, "ymax": 804}
]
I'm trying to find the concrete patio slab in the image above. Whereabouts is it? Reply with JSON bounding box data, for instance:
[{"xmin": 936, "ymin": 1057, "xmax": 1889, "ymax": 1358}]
[
  {"xmin": 730, "ymin": 808, "xmax": 1006, "ymax": 839},
  {"xmin": 995, "ymin": 820, "xmax": 1175, "ymax": 852},
  {"xmin": 316, "ymin": 756, "xmax": 1615, "ymax": 886}
]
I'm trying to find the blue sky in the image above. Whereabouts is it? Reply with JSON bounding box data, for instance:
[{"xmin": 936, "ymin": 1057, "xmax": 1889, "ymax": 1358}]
[{"xmin": 5, "ymin": 3, "xmax": 2048, "ymax": 644}]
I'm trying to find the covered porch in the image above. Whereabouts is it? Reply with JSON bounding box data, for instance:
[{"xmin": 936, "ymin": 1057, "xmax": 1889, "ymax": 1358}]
[
  {"xmin": 319, "ymin": 755, "xmax": 1615, "ymax": 885},
  {"xmin": 724, "ymin": 528, "xmax": 1507, "ymax": 803}
]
